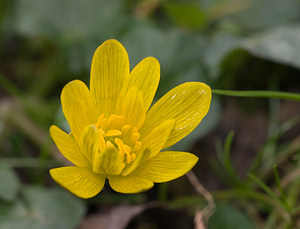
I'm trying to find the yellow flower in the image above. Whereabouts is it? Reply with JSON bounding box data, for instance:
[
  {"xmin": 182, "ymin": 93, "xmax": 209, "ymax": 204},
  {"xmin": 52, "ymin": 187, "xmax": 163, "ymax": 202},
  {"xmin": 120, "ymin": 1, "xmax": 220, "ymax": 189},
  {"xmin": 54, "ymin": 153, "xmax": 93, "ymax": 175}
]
[{"xmin": 49, "ymin": 39, "xmax": 211, "ymax": 198}]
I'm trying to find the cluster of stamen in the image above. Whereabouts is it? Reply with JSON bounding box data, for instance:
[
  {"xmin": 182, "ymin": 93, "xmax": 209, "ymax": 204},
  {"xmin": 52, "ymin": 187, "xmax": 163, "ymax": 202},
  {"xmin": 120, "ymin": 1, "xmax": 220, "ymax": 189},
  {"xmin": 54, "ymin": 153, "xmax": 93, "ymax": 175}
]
[{"xmin": 95, "ymin": 114, "xmax": 142, "ymax": 167}]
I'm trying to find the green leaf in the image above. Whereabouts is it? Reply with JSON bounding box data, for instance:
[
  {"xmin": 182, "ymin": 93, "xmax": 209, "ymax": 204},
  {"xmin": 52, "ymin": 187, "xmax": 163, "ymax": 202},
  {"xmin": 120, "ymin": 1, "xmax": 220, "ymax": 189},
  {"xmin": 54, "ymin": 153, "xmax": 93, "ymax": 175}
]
[
  {"xmin": 242, "ymin": 24, "xmax": 300, "ymax": 68},
  {"xmin": 241, "ymin": 24, "xmax": 300, "ymax": 69},
  {"xmin": 122, "ymin": 23, "xmax": 182, "ymax": 73},
  {"xmin": 14, "ymin": 0, "xmax": 125, "ymax": 39},
  {"xmin": 204, "ymin": 32, "xmax": 241, "ymax": 79},
  {"xmin": 122, "ymin": 23, "xmax": 183, "ymax": 96},
  {"xmin": 13, "ymin": 0, "xmax": 127, "ymax": 71},
  {"xmin": 122, "ymin": 23, "xmax": 208, "ymax": 97},
  {"xmin": 0, "ymin": 186, "xmax": 86, "ymax": 229},
  {"xmin": 208, "ymin": 203, "xmax": 255, "ymax": 229},
  {"xmin": 0, "ymin": 166, "xmax": 20, "ymax": 201},
  {"xmin": 0, "ymin": 201, "xmax": 29, "ymax": 228},
  {"xmin": 233, "ymin": 0, "xmax": 300, "ymax": 30},
  {"xmin": 163, "ymin": 3, "xmax": 207, "ymax": 29}
]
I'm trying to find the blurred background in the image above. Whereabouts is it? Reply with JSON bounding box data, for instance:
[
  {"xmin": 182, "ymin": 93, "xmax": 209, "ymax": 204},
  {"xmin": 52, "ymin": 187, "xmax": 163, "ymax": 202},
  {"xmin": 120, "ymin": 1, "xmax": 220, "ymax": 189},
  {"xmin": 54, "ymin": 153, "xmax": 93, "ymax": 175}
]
[{"xmin": 0, "ymin": 0, "xmax": 300, "ymax": 228}]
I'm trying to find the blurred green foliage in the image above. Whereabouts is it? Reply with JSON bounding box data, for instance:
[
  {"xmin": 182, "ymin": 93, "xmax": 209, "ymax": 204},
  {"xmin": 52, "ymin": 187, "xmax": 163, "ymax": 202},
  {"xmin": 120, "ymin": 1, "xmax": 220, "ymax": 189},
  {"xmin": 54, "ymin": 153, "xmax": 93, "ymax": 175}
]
[
  {"xmin": 0, "ymin": 185, "xmax": 85, "ymax": 229},
  {"xmin": 0, "ymin": 0, "xmax": 300, "ymax": 228},
  {"xmin": 0, "ymin": 165, "xmax": 20, "ymax": 201},
  {"xmin": 209, "ymin": 203, "xmax": 255, "ymax": 229}
]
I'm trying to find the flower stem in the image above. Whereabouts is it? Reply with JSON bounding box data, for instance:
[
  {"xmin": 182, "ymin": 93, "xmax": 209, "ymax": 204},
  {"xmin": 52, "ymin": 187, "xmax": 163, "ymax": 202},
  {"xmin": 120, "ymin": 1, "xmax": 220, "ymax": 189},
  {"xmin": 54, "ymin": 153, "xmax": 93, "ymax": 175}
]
[{"xmin": 212, "ymin": 89, "xmax": 300, "ymax": 101}]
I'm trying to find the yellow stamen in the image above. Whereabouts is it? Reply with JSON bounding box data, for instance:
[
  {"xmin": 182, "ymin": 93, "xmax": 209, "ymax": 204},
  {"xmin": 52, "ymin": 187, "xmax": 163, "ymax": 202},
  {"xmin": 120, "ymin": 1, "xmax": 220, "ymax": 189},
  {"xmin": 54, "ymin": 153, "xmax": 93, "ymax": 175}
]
[
  {"xmin": 126, "ymin": 154, "xmax": 132, "ymax": 164},
  {"xmin": 132, "ymin": 141, "xmax": 142, "ymax": 152},
  {"xmin": 121, "ymin": 125, "xmax": 131, "ymax": 135},
  {"xmin": 94, "ymin": 114, "xmax": 142, "ymax": 174},
  {"xmin": 123, "ymin": 144, "xmax": 131, "ymax": 157},
  {"xmin": 131, "ymin": 132, "xmax": 140, "ymax": 143},
  {"xmin": 95, "ymin": 114, "xmax": 105, "ymax": 129},
  {"xmin": 99, "ymin": 133, "xmax": 106, "ymax": 151},
  {"xmin": 107, "ymin": 114, "xmax": 125, "ymax": 130},
  {"xmin": 105, "ymin": 130, "xmax": 122, "ymax": 137},
  {"xmin": 106, "ymin": 140, "xmax": 114, "ymax": 148},
  {"xmin": 115, "ymin": 138, "xmax": 125, "ymax": 159},
  {"xmin": 131, "ymin": 153, "xmax": 136, "ymax": 161},
  {"xmin": 98, "ymin": 128, "xmax": 105, "ymax": 136}
]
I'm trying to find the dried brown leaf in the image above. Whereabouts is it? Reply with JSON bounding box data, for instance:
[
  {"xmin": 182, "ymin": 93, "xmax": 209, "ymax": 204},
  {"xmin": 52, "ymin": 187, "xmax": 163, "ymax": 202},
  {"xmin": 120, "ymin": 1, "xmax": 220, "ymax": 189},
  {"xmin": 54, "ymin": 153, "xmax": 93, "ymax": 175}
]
[{"xmin": 80, "ymin": 203, "xmax": 156, "ymax": 229}]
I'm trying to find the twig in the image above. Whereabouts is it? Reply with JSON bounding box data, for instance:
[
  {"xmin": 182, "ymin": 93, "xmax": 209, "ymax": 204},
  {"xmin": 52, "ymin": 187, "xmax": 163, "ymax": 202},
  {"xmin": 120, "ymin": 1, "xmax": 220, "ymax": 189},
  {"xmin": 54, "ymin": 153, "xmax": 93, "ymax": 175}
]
[
  {"xmin": 194, "ymin": 210, "xmax": 206, "ymax": 229},
  {"xmin": 186, "ymin": 171, "xmax": 216, "ymax": 229}
]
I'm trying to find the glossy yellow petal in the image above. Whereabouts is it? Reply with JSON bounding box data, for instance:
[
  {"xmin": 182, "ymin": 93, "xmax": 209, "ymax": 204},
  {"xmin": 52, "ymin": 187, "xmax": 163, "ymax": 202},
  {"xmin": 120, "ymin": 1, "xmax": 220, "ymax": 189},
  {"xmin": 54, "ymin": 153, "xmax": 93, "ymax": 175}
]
[
  {"xmin": 79, "ymin": 125, "xmax": 99, "ymax": 163},
  {"xmin": 61, "ymin": 80, "xmax": 95, "ymax": 141},
  {"xmin": 141, "ymin": 82, "xmax": 211, "ymax": 148},
  {"xmin": 108, "ymin": 175, "xmax": 153, "ymax": 193},
  {"xmin": 93, "ymin": 147, "xmax": 125, "ymax": 175},
  {"xmin": 50, "ymin": 125, "xmax": 90, "ymax": 167},
  {"xmin": 141, "ymin": 119, "xmax": 175, "ymax": 158},
  {"xmin": 115, "ymin": 87, "xmax": 146, "ymax": 129},
  {"xmin": 119, "ymin": 57, "xmax": 160, "ymax": 112},
  {"xmin": 50, "ymin": 166, "xmax": 105, "ymax": 199},
  {"xmin": 90, "ymin": 39, "xmax": 130, "ymax": 114},
  {"xmin": 135, "ymin": 151, "xmax": 198, "ymax": 183}
]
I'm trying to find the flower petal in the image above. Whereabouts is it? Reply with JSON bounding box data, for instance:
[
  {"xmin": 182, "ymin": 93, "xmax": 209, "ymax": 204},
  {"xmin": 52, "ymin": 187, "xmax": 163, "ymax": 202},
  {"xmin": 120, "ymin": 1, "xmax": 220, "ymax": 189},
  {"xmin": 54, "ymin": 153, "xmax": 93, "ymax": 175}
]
[
  {"xmin": 61, "ymin": 80, "xmax": 95, "ymax": 141},
  {"xmin": 93, "ymin": 147, "xmax": 125, "ymax": 175},
  {"xmin": 121, "ymin": 148, "xmax": 151, "ymax": 176},
  {"xmin": 50, "ymin": 166, "xmax": 105, "ymax": 199},
  {"xmin": 90, "ymin": 39, "xmax": 130, "ymax": 114},
  {"xmin": 141, "ymin": 119, "xmax": 175, "ymax": 158},
  {"xmin": 50, "ymin": 125, "xmax": 90, "ymax": 167},
  {"xmin": 141, "ymin": 82, "xmax": 211, "ymax": 148},
  {"xmin": 135, "ymin": 151, "xmax": 198, "ymax": 183},
  {"xmin": 121, "ymin": 120, "xmax": 175, "ymax": 176},
  {"xmin": 121, "ymin": 57, "xmax": 160, "ymax": 112},
  {"xmin": 115, "ymin": 87, "xmax": 146, "ymax": 129},
  {"xmin": 108, "ymin": 175, "xmax": 153, "ymax": 194},
  {"xmin": 79, "ymin": 125, "xmax": 99, "ymax": 163}
]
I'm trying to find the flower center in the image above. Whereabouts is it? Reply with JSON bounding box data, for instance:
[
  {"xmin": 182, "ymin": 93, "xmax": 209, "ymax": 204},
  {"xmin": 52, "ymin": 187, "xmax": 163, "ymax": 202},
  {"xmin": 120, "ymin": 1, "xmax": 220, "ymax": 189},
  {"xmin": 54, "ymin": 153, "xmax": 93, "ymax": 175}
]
[{"xmin": 93, "ymin": 114, "xmax": 142, "ymax": 176}]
